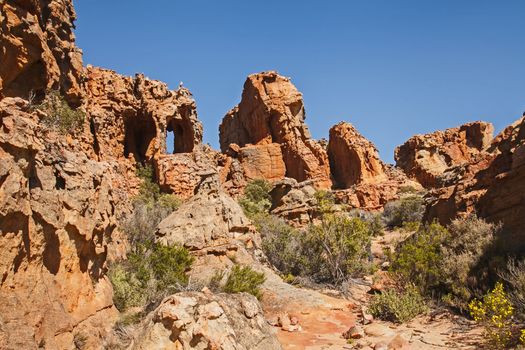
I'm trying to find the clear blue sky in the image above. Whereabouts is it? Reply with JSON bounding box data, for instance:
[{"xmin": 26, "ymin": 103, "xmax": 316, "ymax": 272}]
[{"xmin": 75, "ymin": 0, "xmax": 525, "ymax": 163}]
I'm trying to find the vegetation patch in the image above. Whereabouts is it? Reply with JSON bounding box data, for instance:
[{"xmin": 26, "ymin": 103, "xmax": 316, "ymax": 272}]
[
  {"xmin": 369, "ymin": 285, "xmax": 428, "ymax": 323},
  {"xmin": 35, "ymin": 90, "xmax": 85, "ymax": 133}
]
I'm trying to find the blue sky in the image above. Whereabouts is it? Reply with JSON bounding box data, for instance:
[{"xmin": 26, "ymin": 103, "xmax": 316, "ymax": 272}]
[{"xmin": 75, "ymin": 0, "xmax": 525, "ymax": 163}]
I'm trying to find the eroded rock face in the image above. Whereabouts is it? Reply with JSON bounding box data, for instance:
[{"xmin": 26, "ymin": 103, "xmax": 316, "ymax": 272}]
[
  {"xmin": 328, "ymin": 122, "xmax": 387, "ymax": 188},
  {"xmin": 0, "ymin": 0, "xmax": 84, "ymax": 103},
  {"xmin": 219, "ymin": 72, "xmax": 331, "ymax": 188},
  {"xmin": 133, "ymin": 292, "xmax": 282, "ymax": 350},
  {"xmin": 426, "ymin": 116, "xmax": 525, "ymax": 252},
  {"xmin": 395, "ymin": 122, "xmax": 494, "ymax": 188},
  {"xmin": 0, "ymin": 98, "xmax": 121, "ymax": 349},
  {"xmin": 85, "ymin": 66, "xmax": 203, "ymax": 163}
]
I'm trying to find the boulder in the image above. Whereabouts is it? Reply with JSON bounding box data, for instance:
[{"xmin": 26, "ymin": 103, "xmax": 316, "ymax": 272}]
[
  {"xmin": 395, "ymin": 121, "xmax": 494, "ymax": 188},
  {"xmin": 219, "ymin": 71, "xmax": 331, "ymax": 188},
  {"xmin": 133, "ymin": 292, "xmax": 282, "ymax": 350}
]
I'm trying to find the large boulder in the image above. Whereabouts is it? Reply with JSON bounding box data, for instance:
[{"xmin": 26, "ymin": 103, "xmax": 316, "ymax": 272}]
[
  {"xmin": 219, "ymin": 71, "xmax": 331, "ymax": 188},
  {"xmin": 395, "ymin": 121, "xmax": 494, "ymax": 188},
  {"xmin": 328, "ymin": 122, "xmax": 387, "ymax": 188},
  {"xmin": 133, "ymin": 291, "xmax": 282, "ymax": 350},
  {"xmin": 0, "ymin": 0, "xmax": 84, "ymax": 103}
]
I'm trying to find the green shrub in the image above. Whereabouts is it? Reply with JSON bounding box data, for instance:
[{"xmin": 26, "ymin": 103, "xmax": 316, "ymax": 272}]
[
  {"xmin": 109, "ymin": 242, "xmax": 193, "ymax": 311},
  {"xmin": 382, "ymin": 195, "xmax": 425, "ymax": 228},
  {"xmin": 258, "ymin": 214, "xmax": 303, "ymax": 275},
  {"xmin": 302, "ymin": 215, "xmax": 373, "ymax": 283},
  {"xmin": 149, "ymin": 244, "xmax": 194, "ymax": 290},
  {"xmin": 36, "ymin": 90, "xmax": 85, "ymax": 133},
  {"xmin": 239, "ymin": 179, "xmax": 272, "ymax": 219},
  {"xmin": 223, "ymin": 265, "xmax": 266, "ymax": 299},
  {"xmin": 314, "ymin": 190, "xmax": 336, "ymax": 216},
  {"xmin": 369, "ymin": 285, "xmax": 428, "ymax": 323},
  {"xmin": 108, "ymin": 264, "xmax": 147, "ymax": 311},
  {"xmin": 390, "ymin": 215, "xmax": 499, "ymax": 311},
  {"xmin": 440, "ymin": 215, "xmax": 498, "ymax": 310},
  {"xmin": 390, "ymin": 221, "xmax": 447, "ymax": 292}
]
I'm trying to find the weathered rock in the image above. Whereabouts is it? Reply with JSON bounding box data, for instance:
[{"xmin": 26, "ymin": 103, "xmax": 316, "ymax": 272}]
[
  {"xmin": 0, "ymin": 98, "xmax": 122, "ymax": 349},
  {"xmin": 395, "ymin": 121, "xmax": 494, "ymax": 188},
  {"xmin": 156, "ymin": 174, "xmax": 258, "ymax": 281},
  {"xmin": 328, "ymin": 122, "xmax": 387, "ymax": 188},
  {"xmin": 219, "ymin": 71, "xmax": 331, "ymax": 188},
  {"xmin": 0, "ymin": 0, "xmax": 84, "ymax": 103},
  {"xmin": 133, "ymin": 292, "xmax": 282, "ymax": 350},
  {"xmin": 85, "ymin": 66, "xmax": 203, "ymax": 163},
  {"xmin": 270, "ymin": 178, "xmax": 318, "ymax": 226},
  {"xmin": 426, "ymin": 116, "xmax": 525, "ymax": 252}
]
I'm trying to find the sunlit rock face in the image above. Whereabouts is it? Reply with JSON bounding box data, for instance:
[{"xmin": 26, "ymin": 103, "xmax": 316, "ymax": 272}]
[{"xmin": 220, "ymin": 71, "xmax": 332, "ymax": 189}]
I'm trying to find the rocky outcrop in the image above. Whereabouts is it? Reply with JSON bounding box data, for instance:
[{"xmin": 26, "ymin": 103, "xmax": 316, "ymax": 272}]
[
  {"xmin": 133, "ymin": 291, "xmax": 282, "ymax": 350},
  {"xmin": 0, "ymin": 98, "xmax": 122, "ymax": 349},
  {"xmin": 269, "ymin": 179, "xmax": 318, "ymax": 226},
  {"xmin": 0, "ymin": 0, "xmax": 84, "ymax": 103},
  {"xmin": 395, "ymin": 122, "xmax": 494, "ymax": 188},
  {"xmin": 426, "ymin": 116, "xmax": 525, "ymax": 252},
  {"xmin": 85, "ymin": 66, "xmax": 202, "ymax": 163},
  {"xmin": 328, "ymin": 122, "xmax": 387, "ymax": 188},
  {"xmin": 156, "ymin": 173, "xmax": 259, "ymax": 281},
  {"xmin": 219, "ymin": 72, "xmax": 331, "ymax": 188}
]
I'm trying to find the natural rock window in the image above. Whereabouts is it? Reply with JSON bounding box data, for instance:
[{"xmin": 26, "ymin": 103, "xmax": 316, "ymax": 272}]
[
  {"xmin": 166, "ymin": 118, "xmax": 194, "ymax": 154},
  {"xmin": 124, "ymin": 112, "xmax": 156, "ymax": 163}
]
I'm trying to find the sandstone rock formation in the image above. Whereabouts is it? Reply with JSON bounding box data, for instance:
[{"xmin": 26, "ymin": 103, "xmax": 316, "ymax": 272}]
[
  {"xmin": 270, "ymin": 178, "xmax": 318, "ymax": 226},
  {"xmin": 395, "ymin": 121, "xmax": 494, "ymax": 188},
  {"xmin": 85, "ymin": 66, "xmax": 202, "ymax": 163},
  {"xmin": 133, "ymin": 291, "xmax": 282, "ymax": 350},
  {"xmin": 156, "ymin": 172, "xmax": 259, "ymax": 281},
  {"xmin": 0, "ymin": 0, "xmax": 84, "ymax": 103},
  {"xmin": 219, "ymin": 72, "xmax": 331, "ymax": 188},
  {"xmin": 0, "ymin": 98, "xmax": 122, "ymax": 349},
  {"xmin": 426, "ymin": 116, "xmax": 525, "ymax": 252},
  {"xmin": 328, "ymin": 122, "xmax": 387, "ymax": 188}
]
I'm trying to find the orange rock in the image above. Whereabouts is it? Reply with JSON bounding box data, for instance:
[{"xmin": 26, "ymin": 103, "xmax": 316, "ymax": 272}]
[
  {"xmin": 395, "ymin": 121, "xmax": 494, "ymax": 188},
  {"xmin": 328, "ymin": 122, "xmax": 387, "ymax": 188},
  {"xmin": 219, "ymin": 71, "xmax": 331, "ymax": 188},
  {"xmin": 0, "ymin": 0, "xmax": 84, "ymax": 103}
]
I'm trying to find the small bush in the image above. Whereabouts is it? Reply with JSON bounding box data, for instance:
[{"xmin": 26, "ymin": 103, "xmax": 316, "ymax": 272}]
[
  {"xmin": 390, "ymin": 221, "xmax": 448, "ymax": 292},
  {"xmin": 469, "ymin": 282, "xmax": 514, "ymax": 348},
  {"xmin": 109, "ymin": 242, "xmax": 193, "ymax": 311},
  {"xmin": 382, "ymin": 195, "xmax": 425, "ymax": 228},
  {"xmin": 302, "ymin": 215, "xmax": 374, "ymax": 283},
  {"xmin": 223, "ymin": 265, "xmax": 266, "ymax": 299},
  {"xmin": 369, "ymin": 285, "xmax": 428, "ymax": 323},
  {"xmin": 36, "ymin": 90, "xmax": 85, "ymax": 133},
  {"xmin": 239, "ymin": 179, "xmax": 272, "ymax": 219},
  {"xmin": 259, "ymin": 214, "xmax": 303, "ymax": 275}
]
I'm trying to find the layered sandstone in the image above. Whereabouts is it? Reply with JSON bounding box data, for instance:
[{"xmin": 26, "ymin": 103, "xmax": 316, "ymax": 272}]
[
  {"xmin": 0, "ymin": 0, "xmax": 84, "ymax": 103},
  {"xmin": 426, "ymin": 116, "xmax": 525, "ymax": 251},
  {"xmin": 395, "ymin": 122, "xmax": 494, "ymax": 188},
  {"xmin": 219, "ymin": 71, "xmax": 331, "ymax": 188},
  {"xmin": 0, "ymin": 98, "xmax": 123, "ymax": 348},
  {"xmin": 328, "ymin": 122, "xmax": 387, "ymax": 188}
]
